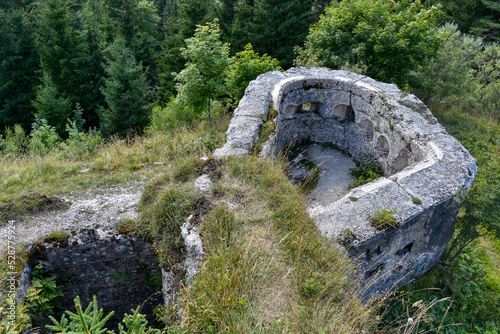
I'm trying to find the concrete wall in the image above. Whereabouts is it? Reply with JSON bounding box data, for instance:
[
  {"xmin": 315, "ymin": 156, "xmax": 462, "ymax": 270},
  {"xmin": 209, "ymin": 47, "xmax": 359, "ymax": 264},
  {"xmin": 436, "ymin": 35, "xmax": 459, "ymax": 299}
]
[{"xmin": 215, "ymin": 67, "xmax": 477, "ymax": 297}]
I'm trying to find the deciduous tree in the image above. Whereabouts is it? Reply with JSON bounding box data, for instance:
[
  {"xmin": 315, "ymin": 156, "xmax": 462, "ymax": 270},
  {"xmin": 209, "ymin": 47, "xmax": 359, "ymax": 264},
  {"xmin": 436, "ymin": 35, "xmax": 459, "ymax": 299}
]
[
  {"xmin": 175, "ymin": 19, "xmax": 230, "ymax": 129},
  {"xmin": 226, "ymin": 43, "xmax": 281, "ymax": 101},
  {"xmin": 297, "ymin": 0, "xmax": 442, "ymax": 88}
]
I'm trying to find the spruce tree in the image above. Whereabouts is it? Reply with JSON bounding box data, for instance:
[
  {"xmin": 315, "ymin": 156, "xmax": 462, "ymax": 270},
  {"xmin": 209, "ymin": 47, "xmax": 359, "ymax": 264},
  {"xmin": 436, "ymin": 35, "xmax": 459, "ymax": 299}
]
[
  {"xmin": 100, "ymin": 39, "xmax": 153, "ymax": 136},
  {"xmin": 32, "ymin": 73, "xmax": 73, "ymax": 136},
  {"xmin": 246, "ymin": 0, "xmax": 314, "ymax": 67},
  {"xmin": 33, "ymin": 0, "xmax": 89, "ymax": 104},
  {"xmin": 231, "ymin": 0, "xmax": 255, "ymax": 53},
  {"xmin": 157, "ymin": 0, "xmax": 183, "ymax": 103},
  {"xmin": 217, "ymin": 0, "xmax": 236, "ymax": 43},
  {"xmin": 78, "ymin": 0, "xmax": 117, "ymax": 128},
  {"xmin": 179, "ymin": 0, "xmax": 212, "ymax": 39},
  {"xmin": 0, "ymin": 7, "xmax": 39, "ymax": 132},
  {"xmin": 108, "ymin": 0, "xmax": 161, "ymax": 81}
]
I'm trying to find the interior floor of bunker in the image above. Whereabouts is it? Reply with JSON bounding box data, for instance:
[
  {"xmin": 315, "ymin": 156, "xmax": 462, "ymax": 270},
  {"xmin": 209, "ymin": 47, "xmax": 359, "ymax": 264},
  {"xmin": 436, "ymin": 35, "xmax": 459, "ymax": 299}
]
[{"xmin": 301, "ymin": 144, "xmax": 356, "ymax": 207}]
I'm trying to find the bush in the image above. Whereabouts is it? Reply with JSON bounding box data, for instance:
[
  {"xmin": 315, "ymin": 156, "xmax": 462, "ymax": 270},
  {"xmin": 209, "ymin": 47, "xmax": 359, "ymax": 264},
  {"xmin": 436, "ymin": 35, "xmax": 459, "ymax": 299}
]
[
  {"xmin": 412, "ymin": 23, "xmax": 500, "ymax": 119},
  {"xmin": 1, "ymin": 124, "xmax": 28, "ymax": 156},
  {"xmin": 380, "ymin": 242, "xmax": 500, "ymax": 333},
  {"xmin": 59, "ymin": 120, "xmax": 102, "ymax": 157},
  {"xmin": 226, "ymin": 44, "xmax": 282, "ymax": 102},
  {"xmin": 28, "ymin": 117, "xmax": 60, "ymax": 156},
  {"xmin": 296, "ymin": 0, "xmax": 442, "ymax": 88},
  {"xmin": 146, "ymin": 102, "xmax": 198, "ymax": 133}
]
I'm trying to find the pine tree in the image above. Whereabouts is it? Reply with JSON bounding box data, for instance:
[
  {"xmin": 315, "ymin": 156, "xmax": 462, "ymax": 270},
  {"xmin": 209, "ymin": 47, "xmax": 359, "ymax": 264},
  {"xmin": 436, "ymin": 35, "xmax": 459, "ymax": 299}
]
[
  {"xmin": 0, "ymin": 7, "xmax": 39, "ymax": 132},
  {"xmin": 33, "ymin": 0, "xmax": 89, "ymax": 104},
  {"xmin": 245, "ymin": 0, "xmax": 315, "ymax": 67},
  {"xmin": 78, "ymin": 0, "xmax": 117, "ymax": 128},
  {"xmin": 100, "ymin": 39, "xmax": 153, "ymax": 136},
  {"xmin": 32, "ymin": 73, "xmax": 73, "ymax": 136}
]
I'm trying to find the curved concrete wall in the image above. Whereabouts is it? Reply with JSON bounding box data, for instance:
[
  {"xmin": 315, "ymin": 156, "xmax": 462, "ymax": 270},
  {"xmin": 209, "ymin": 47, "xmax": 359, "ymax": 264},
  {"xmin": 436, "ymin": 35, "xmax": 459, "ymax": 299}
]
[{"xmin": 214, "ymin": 67, "xmax": 477, "ymax": 297}]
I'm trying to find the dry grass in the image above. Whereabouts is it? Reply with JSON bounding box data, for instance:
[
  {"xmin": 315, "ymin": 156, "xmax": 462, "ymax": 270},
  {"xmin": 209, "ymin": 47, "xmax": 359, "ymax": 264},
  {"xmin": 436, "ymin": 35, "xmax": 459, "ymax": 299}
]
[
  {"xmin": 158, "ymin": 155, "xmax": 383, "ymax": 333},
  {"xmin": 0, "ymin": 119, "xmax": 229, "ymax": 202}
]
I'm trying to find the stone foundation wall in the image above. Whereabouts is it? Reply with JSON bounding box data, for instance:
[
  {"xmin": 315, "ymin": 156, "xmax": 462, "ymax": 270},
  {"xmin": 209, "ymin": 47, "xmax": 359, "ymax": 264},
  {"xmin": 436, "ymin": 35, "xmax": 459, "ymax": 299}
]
[
  {"xmin": 214, "ymin": 67, "xmax": 477, "ymax": 297},
  {"xmin": 30, "ymin": 228, "xmax": 162, "ymax": 330}
]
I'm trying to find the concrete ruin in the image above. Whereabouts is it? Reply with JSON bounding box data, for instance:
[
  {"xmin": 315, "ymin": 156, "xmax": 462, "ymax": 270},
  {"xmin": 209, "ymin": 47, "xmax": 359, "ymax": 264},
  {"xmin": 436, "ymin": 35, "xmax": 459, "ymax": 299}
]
[{"xmin": 214, "ymin": 67, "xmax": 477, "ymax": 297}]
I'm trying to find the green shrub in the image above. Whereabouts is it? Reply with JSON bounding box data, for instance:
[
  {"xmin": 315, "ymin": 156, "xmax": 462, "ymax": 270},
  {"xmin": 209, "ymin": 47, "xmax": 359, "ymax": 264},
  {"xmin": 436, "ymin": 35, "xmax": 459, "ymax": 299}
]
[
  {"xmin": 28, "ymin": 117, "xmax": 60, "ymax": 156},
  {"xmin": 302, "ymin": 271, "xmax": 326, "ymax": 298},
  {"xmin": 147, "ymin": 102, "xmax": 198, "ymax": 133},
  {"xmin": 380, "ymin": 242, "xmax": 500, "ymax": 333},
  {"xmin": 296, "ymin": 0, "xmax": 442, "ymax": 88},
  {"xmin": 26, "ymin": 264, "xmax": 64, "ymax": 325},
  {"xmin": 412, "ymin": 23, "xmax": 500, "ymax": 120},
  {"xmin": 1, "ymin": 124, "xmax": 28, "ymax": 156},
  {"xmin": 226, "ymin": 43, "xmax": 282, "ymax": 101},
  {"xmin": 198, "ymin": 130, "xmax": 219, "ymax": 152},
  {"xmin": 59, "ymin": 120, "xmax": 102, "ymax": 157}
]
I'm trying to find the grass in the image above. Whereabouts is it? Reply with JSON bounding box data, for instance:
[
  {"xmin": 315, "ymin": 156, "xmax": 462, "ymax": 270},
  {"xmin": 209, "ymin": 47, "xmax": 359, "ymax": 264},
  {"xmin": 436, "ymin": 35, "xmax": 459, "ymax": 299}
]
[
  {"xmin": 0, "ymin": 120, "xmax": 229, "ymax": 203},
  {"xmin": 0, "ymin": 192, "xmax": 69, "ymax": 225},
  {"xmin": 369, "ymin": 208, "xmax": 398, "ymax": 230},
  {"xmin": 140, "ymin": 149, "xmax": 382, "ymax": 332}
]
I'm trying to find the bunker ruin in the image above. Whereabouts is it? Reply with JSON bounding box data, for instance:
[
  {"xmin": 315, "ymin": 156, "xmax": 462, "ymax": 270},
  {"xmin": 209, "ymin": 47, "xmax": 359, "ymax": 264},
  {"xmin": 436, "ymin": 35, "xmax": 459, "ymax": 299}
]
[{"xmin": 214, "ymin": 67, "xmax": 477, "ymax": 297}]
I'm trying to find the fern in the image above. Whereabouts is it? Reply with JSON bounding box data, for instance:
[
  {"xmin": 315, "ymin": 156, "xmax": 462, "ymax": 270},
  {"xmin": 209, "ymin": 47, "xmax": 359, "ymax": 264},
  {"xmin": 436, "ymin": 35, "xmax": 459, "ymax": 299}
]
[{"xmin": 26, "ymin": 264, "xmax": 64, "ymax": 324}]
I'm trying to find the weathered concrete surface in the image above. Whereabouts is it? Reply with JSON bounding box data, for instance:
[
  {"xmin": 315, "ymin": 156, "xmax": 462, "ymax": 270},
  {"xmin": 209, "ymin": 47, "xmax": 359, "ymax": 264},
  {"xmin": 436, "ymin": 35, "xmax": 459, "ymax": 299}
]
[
  {"xmin": 304, "ymin": 144, "xmax": 356, "ymax": 207},
  {"xmin": 214, "ymin": 67, "xmax": 477, "ymax": 297}
]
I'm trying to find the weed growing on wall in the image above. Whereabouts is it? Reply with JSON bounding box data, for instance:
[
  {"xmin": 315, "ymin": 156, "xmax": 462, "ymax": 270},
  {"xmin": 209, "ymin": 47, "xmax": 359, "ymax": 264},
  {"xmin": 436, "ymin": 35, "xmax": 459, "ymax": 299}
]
[
  {"xmin": 348, "ymin": 153, "xmax": 383, "ymax": 190},
  {"xmin": 370, "ymin": 207, "xmax": 398, "ymax": 230}
]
